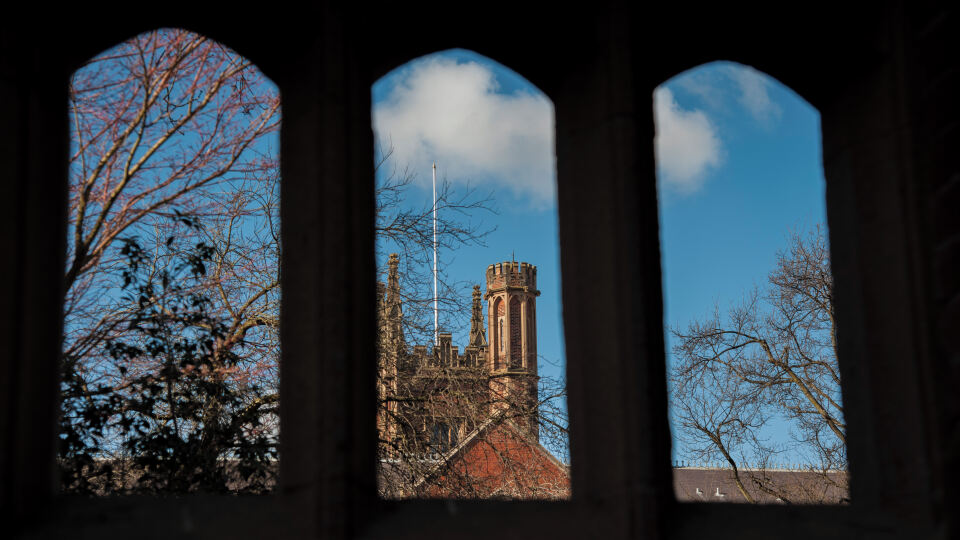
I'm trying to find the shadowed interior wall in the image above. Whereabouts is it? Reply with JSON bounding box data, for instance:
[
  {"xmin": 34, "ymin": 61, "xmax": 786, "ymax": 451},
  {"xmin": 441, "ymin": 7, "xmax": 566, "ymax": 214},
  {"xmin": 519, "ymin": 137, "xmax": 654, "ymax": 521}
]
[{"xmin": 0, "ymin": 2, "xmax": 956, "ymax": 539}]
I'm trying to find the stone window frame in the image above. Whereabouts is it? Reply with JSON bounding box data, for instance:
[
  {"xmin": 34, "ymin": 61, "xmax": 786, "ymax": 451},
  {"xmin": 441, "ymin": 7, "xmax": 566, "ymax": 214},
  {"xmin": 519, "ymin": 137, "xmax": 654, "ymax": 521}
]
[{"xmin": 0, "ymin": 6, "xmax": 947, "ymax": 540}]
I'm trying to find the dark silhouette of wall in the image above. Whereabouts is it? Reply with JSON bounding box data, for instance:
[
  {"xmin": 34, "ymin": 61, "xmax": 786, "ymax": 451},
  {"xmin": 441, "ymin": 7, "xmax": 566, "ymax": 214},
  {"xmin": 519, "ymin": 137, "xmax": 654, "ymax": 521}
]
[{"xmin": 0, "ymin": 2, "xmax": 956, "ymax": 538}]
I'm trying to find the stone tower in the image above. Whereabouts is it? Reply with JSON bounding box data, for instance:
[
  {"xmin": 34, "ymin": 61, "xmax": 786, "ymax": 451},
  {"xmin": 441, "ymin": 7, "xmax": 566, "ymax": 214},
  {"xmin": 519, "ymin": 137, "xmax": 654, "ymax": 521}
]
[{"xmin": 485, "ymin": 261, "xmax": 540, "ymax": 439}]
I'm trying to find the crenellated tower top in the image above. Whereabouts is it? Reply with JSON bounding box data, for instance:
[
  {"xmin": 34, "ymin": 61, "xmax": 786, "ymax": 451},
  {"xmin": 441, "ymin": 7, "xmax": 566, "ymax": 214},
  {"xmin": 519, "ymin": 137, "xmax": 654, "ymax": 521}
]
[{"xmin": 485, "ymin": 261, "xmax": 539, "ymax": 294}]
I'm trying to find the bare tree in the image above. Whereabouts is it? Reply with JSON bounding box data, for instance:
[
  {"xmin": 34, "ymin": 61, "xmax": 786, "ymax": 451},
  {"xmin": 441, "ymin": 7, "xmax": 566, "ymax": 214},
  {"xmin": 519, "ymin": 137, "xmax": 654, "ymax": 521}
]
[
  {"xmin": 60, "ymin": 28, "xmax": 281, "ymax": 494},
  {"xmin": 374, "ymin": 141, "xmax": 497, "ymax": 346},
  {"xmin": 670, "ymin": 226, "xmax": 847, "ymax": 504},
  {"xmin": 60, "ymin": 224, "xmax": 278, "ymax": 494},
  {"xmin": 60, "ymin": 28, "xmax": 561, "ymax": 496},
  {"xmin": 64, "ymin": 27, "xmax": 281, "ymax": 370}
]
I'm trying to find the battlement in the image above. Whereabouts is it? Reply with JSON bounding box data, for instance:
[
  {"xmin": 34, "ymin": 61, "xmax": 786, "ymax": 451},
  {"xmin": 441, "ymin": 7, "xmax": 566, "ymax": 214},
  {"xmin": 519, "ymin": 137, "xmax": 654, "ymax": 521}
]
[
  {"xmin": 406, "ymin": 333, "xmax": 484, "ymax": 370},
  {"xmin": 485, "ymin": 261, "xmax": 538, "ymax": 293}
]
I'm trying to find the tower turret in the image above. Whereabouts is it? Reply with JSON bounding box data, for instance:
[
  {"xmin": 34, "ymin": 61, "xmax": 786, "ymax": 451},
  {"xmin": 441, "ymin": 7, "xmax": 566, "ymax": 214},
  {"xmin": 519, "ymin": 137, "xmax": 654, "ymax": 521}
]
[
  {"xmin": 485, "ymin": 261, "xmax": 539, "ymax": 373},
  {"xmin": 485, "ymin": 260, "xmax": 540, "ymax": 439}
]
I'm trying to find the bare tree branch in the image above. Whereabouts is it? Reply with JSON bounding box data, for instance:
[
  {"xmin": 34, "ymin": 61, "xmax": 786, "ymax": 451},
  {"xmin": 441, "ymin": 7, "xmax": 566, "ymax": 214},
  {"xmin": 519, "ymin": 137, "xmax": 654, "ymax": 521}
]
[{"xmin": 670, "ymin": 226, "xmax": 846, "ymax": 504}]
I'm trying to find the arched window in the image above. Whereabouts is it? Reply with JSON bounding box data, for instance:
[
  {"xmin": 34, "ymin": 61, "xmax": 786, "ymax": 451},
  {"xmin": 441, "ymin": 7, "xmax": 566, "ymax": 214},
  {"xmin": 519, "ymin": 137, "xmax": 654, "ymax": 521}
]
[
  {"xmin": 1, "ymin": 7, "xmax": 949, "ymax": 540},
  {"xmin": 526, "ymin": 298, "xmax": 536, "ymax": 369},
  {"xmin": 497, "ymin": 298, "xmax": 506, "ymax": 361},
  {"xmin": 61, "ymin": 28, "xmax": 281, "ymax": 495},
  {"xmin": 371, "ymin": 48, "xmax": 568, "ymax": 499},
  {"xmin": 509, "ymin": 296, "xmax": 522, "ymax": 369},
  {"xmin": 656, "ymin": 61, "xmax": 845, "ymax": 504}
]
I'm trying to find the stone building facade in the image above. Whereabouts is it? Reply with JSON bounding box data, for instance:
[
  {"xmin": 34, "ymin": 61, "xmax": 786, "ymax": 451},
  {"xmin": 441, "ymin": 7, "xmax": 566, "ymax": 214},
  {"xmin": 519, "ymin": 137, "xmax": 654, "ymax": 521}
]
[{"xmin": 376, "ymin": 256, "xmax": 567, "ymax": 498}]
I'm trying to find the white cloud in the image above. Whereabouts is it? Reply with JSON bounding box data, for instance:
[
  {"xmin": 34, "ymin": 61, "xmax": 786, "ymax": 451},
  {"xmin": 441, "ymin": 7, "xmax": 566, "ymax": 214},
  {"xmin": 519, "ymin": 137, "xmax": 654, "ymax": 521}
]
[
  {"xmin": 673, "ymin": 70, "xmax": 726, "ymax": 112},
  {"xmin": 373, "ymin": 57, "xmax": 555, "ymax": 205},
  {"xmin": 723, "ymin": 64, "xmax": 782, "ymax": 127},
  {"xmin": 654, "ymin": 87, "xmax": 723, "ymax": 193}
]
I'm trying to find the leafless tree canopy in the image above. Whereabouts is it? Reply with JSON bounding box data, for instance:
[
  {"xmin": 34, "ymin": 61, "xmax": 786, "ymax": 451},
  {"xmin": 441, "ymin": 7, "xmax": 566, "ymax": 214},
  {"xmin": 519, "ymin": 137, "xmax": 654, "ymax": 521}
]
[
  {"xmin": 60, "ymin": 28, "xmax": 535, "ymax": 496},
  {"xmin": 61, "ymin": 29, "xmax": 281, "ymax": 494},
  {"xmin": 670, "ymin": 226, "xmax": 847, "ymax": 504},
  {"xmin": 374, "ymin": 141, "xmax": 498, "ymax": 346}
]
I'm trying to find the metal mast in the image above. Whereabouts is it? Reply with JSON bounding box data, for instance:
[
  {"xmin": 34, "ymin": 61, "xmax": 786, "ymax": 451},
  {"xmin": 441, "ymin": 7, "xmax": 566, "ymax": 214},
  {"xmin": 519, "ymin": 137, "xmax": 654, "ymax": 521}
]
[{"xmin": 432, "ymin": 161, "xmax": 438, "ymax": 346}]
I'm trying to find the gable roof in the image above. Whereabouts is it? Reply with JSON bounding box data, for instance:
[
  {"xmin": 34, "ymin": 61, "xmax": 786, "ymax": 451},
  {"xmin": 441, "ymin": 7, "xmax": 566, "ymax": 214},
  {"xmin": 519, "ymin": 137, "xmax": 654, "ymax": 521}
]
[{"xmin": 410, "ymin": 412, "xmax": 570, "ymax": 499}]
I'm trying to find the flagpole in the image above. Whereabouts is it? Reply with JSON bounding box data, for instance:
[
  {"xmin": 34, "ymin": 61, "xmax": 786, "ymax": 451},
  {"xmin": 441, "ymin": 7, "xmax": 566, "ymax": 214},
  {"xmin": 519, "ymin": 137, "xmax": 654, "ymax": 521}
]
[{"xmin": 432, "ymin": 161, "xmax": 438, "ymax": 346}]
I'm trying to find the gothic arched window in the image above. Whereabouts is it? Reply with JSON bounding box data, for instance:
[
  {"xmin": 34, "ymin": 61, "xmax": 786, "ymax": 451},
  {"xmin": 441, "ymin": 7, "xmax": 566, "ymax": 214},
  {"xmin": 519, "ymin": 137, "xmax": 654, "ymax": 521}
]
[{"xmin": 510, "ymin": 296, "xmax": 522, "ymax": 369}]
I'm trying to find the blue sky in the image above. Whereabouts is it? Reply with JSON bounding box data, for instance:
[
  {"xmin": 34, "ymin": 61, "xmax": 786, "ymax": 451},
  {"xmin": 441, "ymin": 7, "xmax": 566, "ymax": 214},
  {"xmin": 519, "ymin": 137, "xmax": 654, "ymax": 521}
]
[
  {"xmin": 372, "ymin": 51, "xmax": 827, "ymax": 463},
  {"xmin": 656, "ymin": 63, "xmax": 828, "ymax": 465},
  {"xmin": 656, "ymin": 64, "xmax": 826, "ymax": 338}
]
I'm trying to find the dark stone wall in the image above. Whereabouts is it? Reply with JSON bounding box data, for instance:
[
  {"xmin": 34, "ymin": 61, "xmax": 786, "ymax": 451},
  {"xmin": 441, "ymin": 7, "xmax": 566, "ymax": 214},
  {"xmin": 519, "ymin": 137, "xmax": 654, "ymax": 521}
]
[{"xmin": 0, "ymin": 2, "xmax": 955, "ymax": 538}]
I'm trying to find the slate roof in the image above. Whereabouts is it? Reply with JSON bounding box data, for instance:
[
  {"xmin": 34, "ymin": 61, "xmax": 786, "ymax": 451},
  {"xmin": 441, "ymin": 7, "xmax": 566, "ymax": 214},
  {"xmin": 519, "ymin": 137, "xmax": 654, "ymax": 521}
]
[{"xmin": 673, "ymin": 467, "xmax": 848, "ymax": 504}]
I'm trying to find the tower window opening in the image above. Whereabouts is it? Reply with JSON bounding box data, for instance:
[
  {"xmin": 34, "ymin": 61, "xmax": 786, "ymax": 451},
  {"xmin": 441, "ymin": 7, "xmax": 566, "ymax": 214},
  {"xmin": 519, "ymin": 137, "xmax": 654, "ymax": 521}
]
[{"xmin": 510, "ymin": 297, "xmax": 522, "ymax": 369}]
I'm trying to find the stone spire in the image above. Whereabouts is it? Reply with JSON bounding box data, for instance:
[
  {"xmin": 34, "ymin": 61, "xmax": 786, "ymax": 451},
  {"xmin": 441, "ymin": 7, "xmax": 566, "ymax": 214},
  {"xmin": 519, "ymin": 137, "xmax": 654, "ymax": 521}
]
[
  {"xmin": 469, "ymin": 284, "xmax": 487, "ymax": 348},
  {"xmin": 377, "ymin": 253, "xmax": 405, "ymax": 452},
  {"xmin": 382, "ymin": 253, "xmax": 405, "ymax": 356}
]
